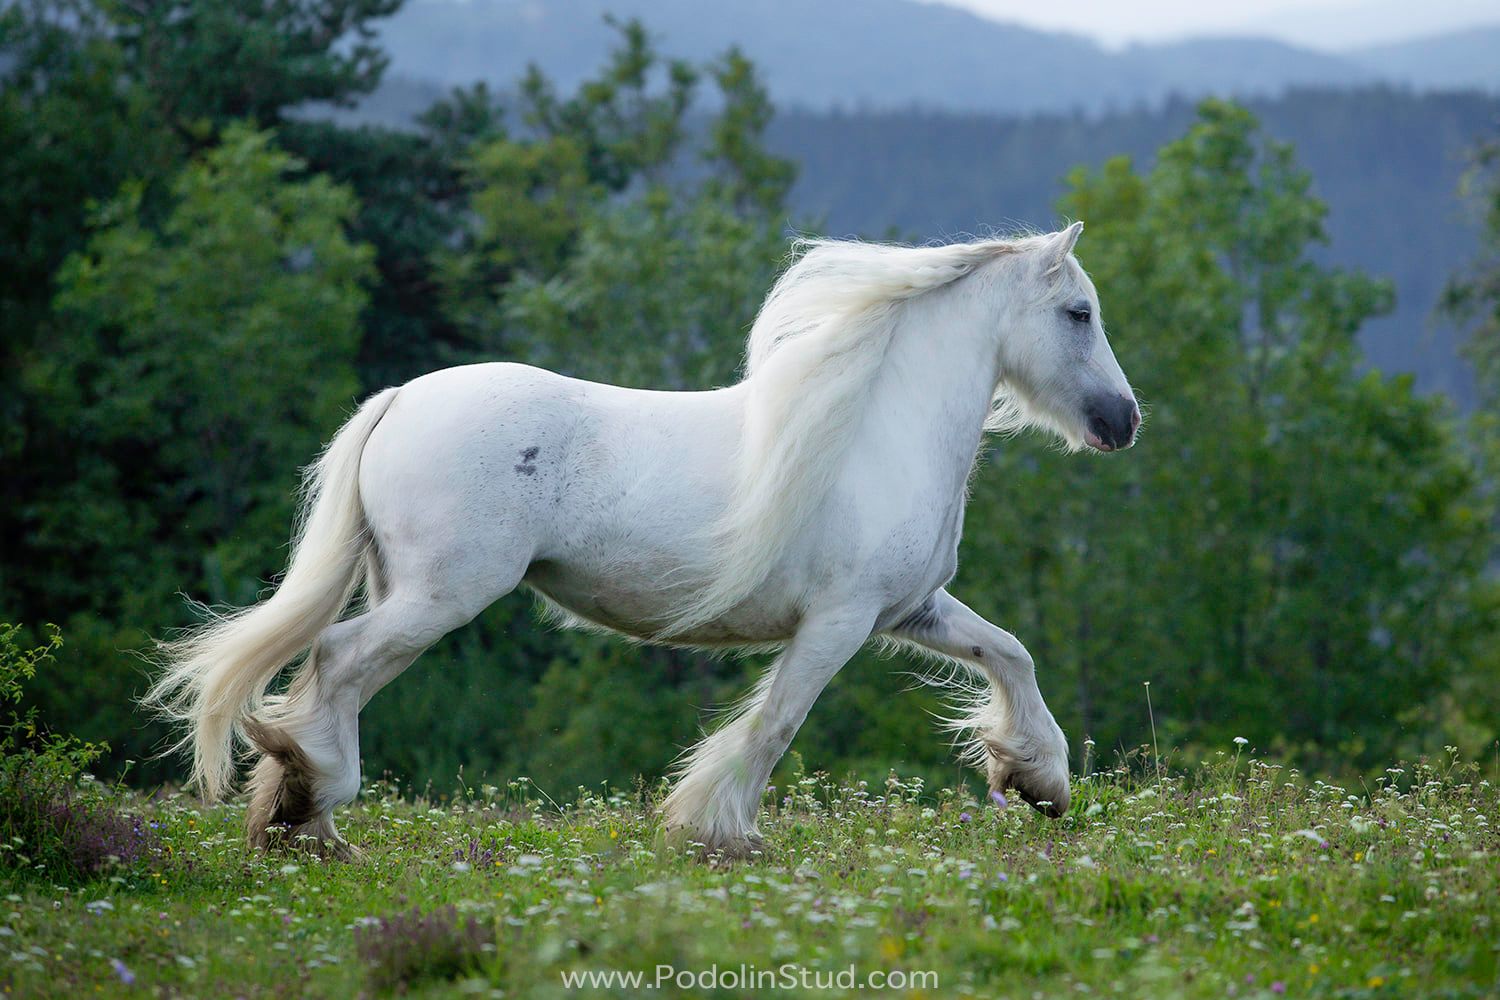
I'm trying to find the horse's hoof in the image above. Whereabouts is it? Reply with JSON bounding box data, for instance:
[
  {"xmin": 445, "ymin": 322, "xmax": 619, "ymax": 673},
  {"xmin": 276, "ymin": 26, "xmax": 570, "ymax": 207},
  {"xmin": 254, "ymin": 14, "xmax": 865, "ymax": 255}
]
[
  {"xmin": 711, "ymin": 832, "xmax": 767, "ymax": 863},
  {"xmin": 1012, "ymin": 787, "xmax": 1067, "ymax": 818},
  {"xmin": 984, "ymin": 737, "xmax": 1071, "ymax": 819},
  {"xmin": 253, "ymin": 823, "xmax": 364, "ymax": 862},
  {"xmin": 664, "ymin": 826, "xmax": 767, "ymax": 863},
  {"xmin": 313, "ymin": 836, "xmax": 364, "ymax": 863}
]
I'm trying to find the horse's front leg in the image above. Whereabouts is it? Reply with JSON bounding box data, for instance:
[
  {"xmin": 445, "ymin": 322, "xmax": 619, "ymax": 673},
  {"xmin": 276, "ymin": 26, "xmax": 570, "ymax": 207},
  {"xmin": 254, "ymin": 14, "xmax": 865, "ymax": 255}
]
[
  {"xmin": 888, "ymin": 589, "xmax": 1070, "ymax": 816},
  {"xmin": 662, "ymin": 608, "xmax": 875, "ymax": 857}
]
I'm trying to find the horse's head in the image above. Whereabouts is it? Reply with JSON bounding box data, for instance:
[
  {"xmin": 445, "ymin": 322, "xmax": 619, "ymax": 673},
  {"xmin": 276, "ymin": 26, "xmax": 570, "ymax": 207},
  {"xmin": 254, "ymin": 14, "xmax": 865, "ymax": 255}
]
[{"xmin": 988, "ymin": 222, "xmax": 1140, "ymax": 453}]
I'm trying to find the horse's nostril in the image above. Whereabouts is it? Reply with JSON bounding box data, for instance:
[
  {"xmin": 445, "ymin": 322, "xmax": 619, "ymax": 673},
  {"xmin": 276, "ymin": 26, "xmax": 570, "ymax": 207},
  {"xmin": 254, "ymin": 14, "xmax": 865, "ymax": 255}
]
[{"xmin": 1087, "ymin": 396, "xmax": 1139, "ymax": 450}]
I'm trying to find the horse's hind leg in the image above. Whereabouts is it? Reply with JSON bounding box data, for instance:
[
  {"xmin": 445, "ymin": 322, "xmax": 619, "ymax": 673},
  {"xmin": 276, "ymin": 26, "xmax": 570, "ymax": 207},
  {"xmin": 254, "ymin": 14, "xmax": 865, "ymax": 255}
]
[
  {"xmin": 245, "ymin": 568, "xmax": 522, "ymax": 857},
  {"xmin": 886, "ymin": 588, "xmax": 1071, "ymax": 817},
  {"xmin": 243, "ymin": 600, "xmax": 443, "ymax": 857}
]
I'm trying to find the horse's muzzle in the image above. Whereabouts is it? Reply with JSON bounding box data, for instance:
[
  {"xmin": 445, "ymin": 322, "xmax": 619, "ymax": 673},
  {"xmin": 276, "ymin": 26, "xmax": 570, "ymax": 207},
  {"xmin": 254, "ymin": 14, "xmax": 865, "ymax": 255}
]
[{"xmin": 1084, "ymin": 395, "xmax": 1140, "ymax": 452}]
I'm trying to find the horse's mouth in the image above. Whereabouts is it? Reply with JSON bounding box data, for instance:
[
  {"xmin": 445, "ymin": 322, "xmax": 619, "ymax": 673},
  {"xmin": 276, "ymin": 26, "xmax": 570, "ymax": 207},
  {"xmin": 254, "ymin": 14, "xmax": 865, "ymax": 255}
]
[{"xmin": 1084, "ymin": 430, "xmax": 1116, "ymax": 452}]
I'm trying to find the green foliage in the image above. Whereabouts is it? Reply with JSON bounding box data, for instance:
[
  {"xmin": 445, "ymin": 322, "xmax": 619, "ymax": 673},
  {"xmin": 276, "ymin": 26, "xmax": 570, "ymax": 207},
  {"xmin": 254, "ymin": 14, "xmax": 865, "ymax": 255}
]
[
  {"xmin": 437, "ymin": 20, "xmax": 796, "ymax": 388},
  {"xmin": 1445, "ymin": 140, "xmax": 1500, "ymax": 409},
  {"xmin": 0, "ymin": 3, "xmax": 181, "ymax": 629},
  {"xmin": 518, "ymin": 18, "xmax": 697, "ymax": 194},
  {"xmin": 0, "ymin": 624, "xmax": 82, "ymax": 763},
  {"xmin": 275, "ymin": 111, "xmax": 488, "ymax": 389},
  {"xmin": 107, "ymin": 0, "xmax": 401, "ymax": 130},
  {"xmin": 1441, "ymin": 135, "xmax": 1500, "ymax": 740},
  {"xmin": 501, "ymin": 49, "xmax": 795, "ymax": 390},
  {"xmin": 0, "ymin": 624, "xmax": 157, "ymax": 885},
  {"xmin": 0, "ymin": 2, "xmax": 176, "ymax": 340},
  {"xmin": 43, "ymin": 122, "xmax": 371, "ymax": 596},
  {"xmin": 503, "ymin": 183, "xmax": 787, "ymax": 388},
  {"xmin": 701, "ymin": 48, "xmax": 799, "ymax": 218},
  {"xmin": 950, "ymin": 100, "xmax": 1497, "ymax": 768},
  {"xmin": 18, "ymin": 125, "xmax": 372, "ymax": 764},
  {"xmin": 1446, "ymin": 140, "xmax": 1500, "ymax": 434}
]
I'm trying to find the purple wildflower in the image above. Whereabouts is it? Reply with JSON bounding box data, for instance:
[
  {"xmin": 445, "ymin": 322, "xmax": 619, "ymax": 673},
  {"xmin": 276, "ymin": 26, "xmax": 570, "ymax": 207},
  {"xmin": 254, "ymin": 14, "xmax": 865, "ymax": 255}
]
[
  {"xmin": 110, "ymin": 958, "xmax": 134, "ymax": 985},
  {"xmin": 989, "ymin": 790, "xmax": 1008, "ymax": 808},
  {"xmin": 1271, "ymin": 981, "xmax": 1286, "ymax": 994},
  {"xmin": 354, "ymin": 905, "xmax": 489, "ymax": 992},
  {"xmin": 959, "ymin": 811, "xmax": 973, "ymax": 823},
  {"xmin": 447, "ymin": 839, "xmax": 495, "ymax": 869},
  {"xmin": 34, "ymin": 787, "xmax": 158, "ymax": 878}
]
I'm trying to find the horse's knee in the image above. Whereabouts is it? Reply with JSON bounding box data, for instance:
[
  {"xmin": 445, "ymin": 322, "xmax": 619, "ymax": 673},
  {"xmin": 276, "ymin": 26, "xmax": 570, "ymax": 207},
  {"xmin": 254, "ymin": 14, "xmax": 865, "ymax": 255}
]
[{"xmin": 984, "ymin": 633, "xmax": 1035, "ymax": 677}]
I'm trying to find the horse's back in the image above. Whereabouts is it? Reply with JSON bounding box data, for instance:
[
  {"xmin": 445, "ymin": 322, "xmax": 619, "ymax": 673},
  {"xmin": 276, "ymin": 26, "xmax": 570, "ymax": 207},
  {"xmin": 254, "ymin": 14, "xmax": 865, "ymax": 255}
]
[{"xmin": 355, "ymin": 362, "xmax": 745, "ymax": 622}]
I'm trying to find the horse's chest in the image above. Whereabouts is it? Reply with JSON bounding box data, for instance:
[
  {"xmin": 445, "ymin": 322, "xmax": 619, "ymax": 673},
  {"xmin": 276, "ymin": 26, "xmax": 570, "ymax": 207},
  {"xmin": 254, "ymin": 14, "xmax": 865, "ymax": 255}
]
[
  {"xmin": 806, "ymin": 469, "xmax": 967, "ymax": 613},
  {"xmin": 880, "ymin": 494, "xmax": 965, "ymax": 592}
]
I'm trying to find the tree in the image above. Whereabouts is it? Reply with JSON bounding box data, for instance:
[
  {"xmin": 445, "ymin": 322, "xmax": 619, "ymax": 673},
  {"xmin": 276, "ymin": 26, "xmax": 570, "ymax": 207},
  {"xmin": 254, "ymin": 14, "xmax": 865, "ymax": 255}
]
[
  {"xmin": 435, "ymin": 19, "xmax": 703, "ymax": 355},
  {"xmin": 1446, "ymin": 141, "xmax": 1500, "ymax": 404},
  {"xmin": 1441, "ymin": 136, "xmax": 1500, "ymax": 744},
  {"xmin": 502, "ymin": 49, "xmax": 795, "ymax": 390},
  {"xmin": 0, "ymin": 3, "xmax": 180, "ymax": 619},
  {"xmin": 106, "ymin": 0, "xmax": 400, "ymax": 133},
  {"xmin": 22, "ymin": 125, "xmax": 373, "ymax": 763},
  {"xmin": 953, "ymin": 101, "xmax": 1497, "ymax": 768}
]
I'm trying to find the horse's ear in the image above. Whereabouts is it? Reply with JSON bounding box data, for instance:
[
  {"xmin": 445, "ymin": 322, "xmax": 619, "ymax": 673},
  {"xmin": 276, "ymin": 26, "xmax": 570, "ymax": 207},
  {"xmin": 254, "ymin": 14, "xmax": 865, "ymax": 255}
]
[{"xmin": 1048, "ymin": 221, "xmax": 1083, "ymax": 268}]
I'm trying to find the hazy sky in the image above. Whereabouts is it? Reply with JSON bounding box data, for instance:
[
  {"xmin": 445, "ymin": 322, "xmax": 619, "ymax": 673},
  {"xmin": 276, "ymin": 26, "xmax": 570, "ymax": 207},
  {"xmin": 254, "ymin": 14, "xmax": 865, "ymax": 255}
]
[{"xmin": 926, "ymin": 0, "xmax": 1500, "ymax": 49}]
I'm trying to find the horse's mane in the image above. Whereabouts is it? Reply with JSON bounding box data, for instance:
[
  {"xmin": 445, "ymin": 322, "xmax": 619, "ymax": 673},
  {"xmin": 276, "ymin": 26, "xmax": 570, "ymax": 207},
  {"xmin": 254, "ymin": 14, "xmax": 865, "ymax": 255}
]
[{"xmin": 663, "ymin": 235, "xmax": 1042, "ymax": 635}]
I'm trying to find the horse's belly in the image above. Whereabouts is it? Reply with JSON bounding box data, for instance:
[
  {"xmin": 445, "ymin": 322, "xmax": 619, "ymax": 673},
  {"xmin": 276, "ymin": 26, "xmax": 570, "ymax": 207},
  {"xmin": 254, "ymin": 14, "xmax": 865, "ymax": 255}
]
[{"xmin": 522, "ymin": 559, "xmax": 800, "ymax": 645}]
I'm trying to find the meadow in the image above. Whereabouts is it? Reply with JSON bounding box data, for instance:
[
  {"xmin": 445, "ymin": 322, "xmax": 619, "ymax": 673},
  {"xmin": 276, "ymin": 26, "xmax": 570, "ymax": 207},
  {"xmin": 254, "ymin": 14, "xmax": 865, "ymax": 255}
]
[{"xmin": 1, "ymin": 751, "xmax": 1495, "ymax": 998}]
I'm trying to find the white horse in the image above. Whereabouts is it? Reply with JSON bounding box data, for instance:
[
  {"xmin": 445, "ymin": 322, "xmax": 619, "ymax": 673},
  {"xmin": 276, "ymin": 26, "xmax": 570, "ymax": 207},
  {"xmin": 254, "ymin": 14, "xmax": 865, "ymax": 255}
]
[{"xmin": 145, "ymin": 223, "xmax": 1139, "ymax": 858}]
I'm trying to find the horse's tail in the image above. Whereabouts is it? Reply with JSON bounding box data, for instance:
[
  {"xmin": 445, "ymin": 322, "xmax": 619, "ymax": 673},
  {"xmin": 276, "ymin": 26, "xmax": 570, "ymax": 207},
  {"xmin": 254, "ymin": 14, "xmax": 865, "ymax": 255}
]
[{"xmin": 142, "ymin": 387, "xmax": 400, "ymax": 801}]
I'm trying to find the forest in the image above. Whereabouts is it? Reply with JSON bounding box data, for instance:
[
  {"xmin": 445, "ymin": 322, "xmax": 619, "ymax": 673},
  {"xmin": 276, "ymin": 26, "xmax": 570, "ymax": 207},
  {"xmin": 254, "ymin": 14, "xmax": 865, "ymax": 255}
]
[{"xmin": 3, "ymin": 0, "xmax": 1499, "ymax": 802}]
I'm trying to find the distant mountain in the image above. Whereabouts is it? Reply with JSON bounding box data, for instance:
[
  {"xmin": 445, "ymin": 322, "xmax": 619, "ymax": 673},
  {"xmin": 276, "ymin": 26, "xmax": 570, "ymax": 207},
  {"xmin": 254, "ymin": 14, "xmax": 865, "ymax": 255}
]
[
  {"xmin": 372, "ymin": 0, "xmax": 1495, "ymax": 115},
  {"xmin": 1348, "ymin": 26, "xmax": 1500, "ymax": 91},
  {"xmin": 1120, "ymin": 37, "xmax": 1370, "ymax": 97}
]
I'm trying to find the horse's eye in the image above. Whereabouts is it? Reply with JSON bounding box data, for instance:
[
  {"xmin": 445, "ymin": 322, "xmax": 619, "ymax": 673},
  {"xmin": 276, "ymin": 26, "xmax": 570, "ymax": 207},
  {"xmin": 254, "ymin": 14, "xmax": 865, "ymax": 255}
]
[{"xmin": 1067, "ymin": 306, "xmax": 1091, "ymax": 324}]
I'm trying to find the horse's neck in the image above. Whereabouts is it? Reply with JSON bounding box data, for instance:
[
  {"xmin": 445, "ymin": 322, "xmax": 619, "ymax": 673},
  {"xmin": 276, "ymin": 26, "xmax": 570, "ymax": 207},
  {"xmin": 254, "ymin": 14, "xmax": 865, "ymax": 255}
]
[{"xmin": 862, "ymin": 285, "xmax": 1005, "ymax": 494}]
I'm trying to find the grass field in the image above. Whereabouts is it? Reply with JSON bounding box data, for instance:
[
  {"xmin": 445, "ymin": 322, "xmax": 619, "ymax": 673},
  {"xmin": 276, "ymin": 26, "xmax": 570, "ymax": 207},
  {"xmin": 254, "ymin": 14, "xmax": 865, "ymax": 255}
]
[{"xmin": 1, "ymin": 751, "xmax": 1496, "ymax": 998}]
